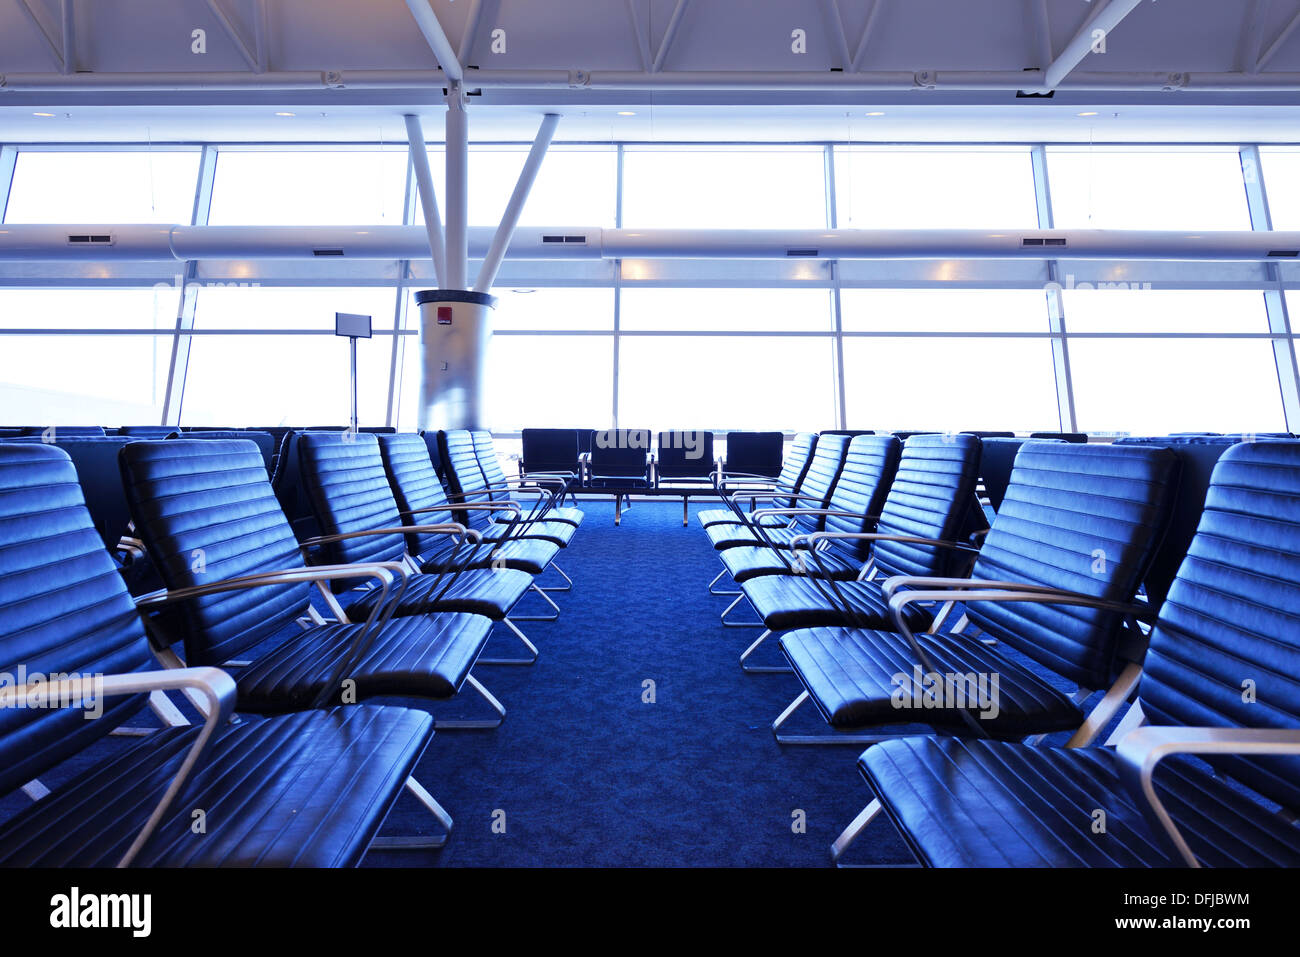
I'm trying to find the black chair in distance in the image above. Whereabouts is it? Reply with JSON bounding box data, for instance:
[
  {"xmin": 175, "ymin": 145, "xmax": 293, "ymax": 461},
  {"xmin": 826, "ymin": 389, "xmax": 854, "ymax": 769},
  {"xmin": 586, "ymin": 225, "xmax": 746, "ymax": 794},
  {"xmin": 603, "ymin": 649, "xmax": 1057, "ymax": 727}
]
[
  {"xmin": 654, "ymin": 430, "xmax": 716, "ymax": 525},
  {"xmin": 472, "ymin": 429, "xmax": 583, "ymax": 528},
  {"xmin": 697, "ymin": 431, "xmax": 816, "ymax": 531},
  {"xmin": 0, "ymin": 442, "xmax": 438, "ymax": 866}
]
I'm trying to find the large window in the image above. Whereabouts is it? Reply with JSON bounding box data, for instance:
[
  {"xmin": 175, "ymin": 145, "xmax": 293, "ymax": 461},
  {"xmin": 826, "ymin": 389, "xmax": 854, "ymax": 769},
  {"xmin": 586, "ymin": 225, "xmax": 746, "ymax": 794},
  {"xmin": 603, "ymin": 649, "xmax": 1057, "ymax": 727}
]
[
  {"xmin": 834, "ymin": 148, "xmax": 1038, "ymax": 228},
  {"xmin": 1259, "ymin": 148, "xmax": 1300, "ymax": 229},
  {"xmin": 4, "ymin": 150, "xmax": 201, "ymax": 224},
  {"xmin": 181, "ymin": 287, "xmax": 397, "ymax": 426},
  {"xmin": 622, "ymin": 146, "xmax": 826, "ymax": 228},
  {"xmin": 1046, "ymin": 148, "xmax": 1251, "ymax": 230},
  {"xmin": 208, "ymin": 150, "xmax": 409, "ymax": 225},
  {"xmin": 0, "ymin": 288, "xmax": 177, "ymax": 425}
]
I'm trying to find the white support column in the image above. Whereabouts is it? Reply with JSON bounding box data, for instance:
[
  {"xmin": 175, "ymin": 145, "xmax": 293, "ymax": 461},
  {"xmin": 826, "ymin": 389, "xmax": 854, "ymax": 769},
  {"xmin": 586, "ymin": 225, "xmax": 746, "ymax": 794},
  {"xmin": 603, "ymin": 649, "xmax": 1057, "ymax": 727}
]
[
  {"xmin": 403, "ymin": 113, "xmax": 446, "ymax": 287},
  {"xmin": 826, "ymin": 144, "xmax": 848, "ymax": 431},
  {"xmin": 474, "ymin": 113, "xmax": 559, "ymax": 293},
  {"xmin": 444, "ymin": 84, "xmax": 469, "ymax": 290},
  {"xmin": 1241, "ymin": 144, "xmax": 1300, "ymax": 430},
  {"xmin": 405, "ymin": 0, "xmax": 463, "ymax": 82},
  {"xmin": 1031, "ymin": 144, "xmax": 1078, "ymax": 432},
  {"xmin": 386, "ymin": 157, "xmax": 419, "ymax": 429},
  {"xmin": 160, "ymin": 145, "xmax": 218, "ymax": 427},
  {"xmin": 1041, "ymin": 0, "xmax": 1143, "ymax": 91}
]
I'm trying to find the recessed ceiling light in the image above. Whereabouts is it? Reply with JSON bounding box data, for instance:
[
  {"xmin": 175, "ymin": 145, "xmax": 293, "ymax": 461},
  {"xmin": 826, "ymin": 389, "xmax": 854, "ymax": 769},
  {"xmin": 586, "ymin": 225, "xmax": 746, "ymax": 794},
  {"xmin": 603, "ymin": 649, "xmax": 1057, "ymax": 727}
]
[
  {"xmin": 1077, "ymin": 111, "xmax": 1099, "ymax": 117},
  {"xmin": 32, "ymin": 112, "xmax": 55, "ymax": 118},
  {"xmin": 617, "ymin": 111, "xmax": 636, "ymax": 116},
  {"xmin": 274, "ymin": 111, "xmax": 295, "ymax": 117},
  {"xmin": 865, "ymin": 111, "xmax": 885, "ymax": 116}
]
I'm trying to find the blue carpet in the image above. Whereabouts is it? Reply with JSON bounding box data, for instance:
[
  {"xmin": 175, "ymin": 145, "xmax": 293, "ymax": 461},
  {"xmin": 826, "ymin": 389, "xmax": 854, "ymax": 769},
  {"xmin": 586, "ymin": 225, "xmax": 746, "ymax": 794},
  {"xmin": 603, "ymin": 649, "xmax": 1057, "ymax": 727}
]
[{"xmin": 362, "ymin": 498, "xmax": 912, "ymax": 867}]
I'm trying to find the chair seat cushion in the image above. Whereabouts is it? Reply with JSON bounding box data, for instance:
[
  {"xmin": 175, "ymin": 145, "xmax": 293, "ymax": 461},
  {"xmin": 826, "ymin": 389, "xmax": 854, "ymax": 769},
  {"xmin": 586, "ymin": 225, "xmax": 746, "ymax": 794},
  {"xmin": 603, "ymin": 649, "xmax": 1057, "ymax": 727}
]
[
  {"xmin": 741, "ymin": 576, "xmax": 933, "ymax": 632},
  {"xmin": 235, "ymin": 613, "xmax": 493, "ymax": 713},
  {"xmin": 780, "ymin": 626, "xmax": 1083, "ymax": 737},
  {"xmin": 721, "ymin": 544, "xmax": 862, "ymax": 584},
  {"xmin": 0, "ymin": 706, "xmax": 433, "ymax": 867},
  {"xmin": 705, "ymin": 522, "xmax": 807, "ymax": 550},
  {"xmin": 421, "ymin": 537, "xmax": 559, "ymax": 577},
  {"xmin": 496, "ymin": 505, "xmax": 583, "ymax": 527},
  {"xmin": 475, "ymin": 519, "xmax": 575, "ymax": 548},
  {"xmin": 697, "ymin": 507, "xmax": 786, "ymax": 529},
  {"xmin": 347, "ymin": 568, "xmax": 534, "ymax": 621},
  {"xmin": 860, "ymin": 736, "xmax": 1300, "ymax": 867}
]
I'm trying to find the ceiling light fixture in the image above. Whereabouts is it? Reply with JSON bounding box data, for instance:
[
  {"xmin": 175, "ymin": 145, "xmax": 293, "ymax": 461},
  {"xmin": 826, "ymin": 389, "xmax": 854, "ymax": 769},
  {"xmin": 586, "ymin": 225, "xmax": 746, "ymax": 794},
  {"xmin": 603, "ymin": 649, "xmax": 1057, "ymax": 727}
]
[
  {"xmin": 275, "ymin": 111, "xmax": 296, "ymax": 117},
  {"xmin": 617, "ymin": 111, "xmax": 636, "ymax": 116},
  {"xmin": 1077, "ymin": 111, "xmax": 1099, "ymax": 117},
  {"xmin": 32, "ymin": 112, "xmax": 55, "ymax": 118},
  {"xmin": 865, "ymin": 111, "xmax": 885, "ymax": 116}
]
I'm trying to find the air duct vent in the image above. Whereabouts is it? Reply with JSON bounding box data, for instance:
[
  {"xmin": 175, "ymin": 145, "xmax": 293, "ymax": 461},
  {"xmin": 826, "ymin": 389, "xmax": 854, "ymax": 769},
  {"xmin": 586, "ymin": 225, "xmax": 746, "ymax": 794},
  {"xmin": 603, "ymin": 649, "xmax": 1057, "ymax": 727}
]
[
  {"xmin": 67, "ymin": 234, "xmax": 113, "ymax": 246},
  {"xmin": 1022, "ymin": 237, "xmax": 1067, "ymax": 247},
  {"xmin": 542, "ymin": 234, "xmax": 588, "ymax": 244},
  {"xmin": 786, "ymin": 248, "xmax": 819, "ymax": 257},
  {"xmin": 1267, "ymin": 249, "xmax": 1300, "ymax": 257},
  {"xmin": 312, "ymin": 248, "xmax": 345, "ymax": 257}
]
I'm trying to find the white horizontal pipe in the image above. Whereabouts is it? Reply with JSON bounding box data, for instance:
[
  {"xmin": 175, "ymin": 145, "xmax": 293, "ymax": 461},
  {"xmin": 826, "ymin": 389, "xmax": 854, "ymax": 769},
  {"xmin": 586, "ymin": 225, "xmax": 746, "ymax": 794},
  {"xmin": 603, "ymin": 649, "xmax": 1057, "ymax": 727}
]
[
  {"xmin": 6, "ymin": 225, "xmax": 1300, "ymax": 262},
  {"xmin": 5, "ymin": 69, "xmax": 1300, "ymax": 93}
]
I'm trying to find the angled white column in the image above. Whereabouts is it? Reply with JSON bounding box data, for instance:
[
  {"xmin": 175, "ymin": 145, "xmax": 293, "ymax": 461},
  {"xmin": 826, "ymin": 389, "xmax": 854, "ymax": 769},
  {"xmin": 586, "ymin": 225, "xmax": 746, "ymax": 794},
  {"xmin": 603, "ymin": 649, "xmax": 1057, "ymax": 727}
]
[
  {"xmin": 403, "ymin": 113, "xmax": 447, "ymax": 287},
  {"xmin": 1041, "ymin": 0, "xmax": 1144, "ymax": 91},
  {"xmin": 474, "ymin": 113, "xmax": 560, "ymax": 293},
  {"xmin": 404, "ymin": 0, "xmax": 463, "ymax": 82}
]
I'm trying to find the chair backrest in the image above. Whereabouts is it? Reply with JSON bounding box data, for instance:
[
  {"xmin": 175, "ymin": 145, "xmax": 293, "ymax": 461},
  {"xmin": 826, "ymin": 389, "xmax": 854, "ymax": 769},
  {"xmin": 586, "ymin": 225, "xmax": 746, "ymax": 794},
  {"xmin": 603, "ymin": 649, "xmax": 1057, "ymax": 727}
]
[
  {"xmin": 117, "ymin": 426, "xmax": 174, "ymax": 438},
  {"xmin": 1030, "ymin": 431, "xmax": 1089, "ymax": 443},
  {"xmin": 1138, "ymin": 440, "xmax": 1300, "ymax": 810},
  {"xmin": 0, "ymin": 444, "xmax": 154, "ymax": 796},
  {"xmin": 50, "ymin": 436, "xmax": 135, "ymax": 552},
  {"xmin": 723, "ymin": 431, "xmax": 785, "ymax": 478},
  {"xmin": 977, "ymin": 437, "xmax": 1040, "ymax": 513},
  {"xmin": 18, "ymin": 426, "xmax": 105, "ymax": 438},
  {"xmin": 120, "ymin": 439, "xmax": 313, "ymax": 666},
  {"xmin": 297, "ymin": 432, "xmax": 409, "ymax": 568},
  {"xmin": 588, "ymin": 430, "xmax": 652, "ymax": 484},
  {"xmin": 418, "ymin": 431, "xmax": 444, "ymax": 477},
  {"xmin": 870, "ymin": 434, "xmax": 982, "ymax": 580},
  {"xmin": 378, "ymin": 433, "xmax": 457, "ymax": 558},
  {"xmin": 437, "ymin": 429, "xmax": 489, "ymax": 503},
  {"xmin": 270, "ymin": 431, "xmax": 319, "ymax": 539},
  {"xmin": 967, "ymin": 441, "xmax": 1179, "ymax": 690},
  {"xmin": 656, "ymin": 430, "xmax": 715, "ymax": 480},
  {"xmin": 962, "ymin": 431, "xmax": 1016, "ymax": 439},
  {"xmin": 787, "ymin": 433, "xmax": 853, "ymax": 518},
  {"xmin": 178, "ymin": 429, "xmax": 276, "ymax": 474},
  {"xmin": 471, "ymin": 430, "xmax": 509, "ymax": 501},
  {"xmin": 1113, "ymin": 435, "xmax": 1248, "ymax": 609},
  {"xmin": 521, "ymin": 428, "xmax": 581, "ymax": 475},
  {"xmin": 820, "ymin": 434, "xmax": 901, "ymax": 551}
]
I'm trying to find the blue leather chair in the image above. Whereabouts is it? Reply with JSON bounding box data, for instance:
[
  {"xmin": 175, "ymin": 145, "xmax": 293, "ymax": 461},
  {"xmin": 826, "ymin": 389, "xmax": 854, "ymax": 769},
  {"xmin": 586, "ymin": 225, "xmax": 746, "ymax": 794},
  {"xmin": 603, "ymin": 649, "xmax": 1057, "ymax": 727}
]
[
  {"xmin": 842, "ymin": 440, "xmax": 1300, "ymax": 867},
  {"xmin": 774, "ymin": 440, "xmax": 1178, "ymax": 746},
  {"xmin": 472, "ymin": 429, "xmax": 583, "ymax": 527},
  {"xmin": 697, "ymin": 431, "xmax": 816, "ymax": 530},
  {"xmin": 0, "ymin": 442, "xmax": 437, "ymax": 866}
]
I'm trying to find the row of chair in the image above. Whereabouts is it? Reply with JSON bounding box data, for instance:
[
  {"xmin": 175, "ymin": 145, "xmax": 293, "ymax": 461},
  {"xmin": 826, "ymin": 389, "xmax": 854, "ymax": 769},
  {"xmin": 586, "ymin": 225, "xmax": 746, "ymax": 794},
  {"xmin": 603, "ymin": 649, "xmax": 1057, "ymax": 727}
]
[
  {"xmin": 700, "ymin": 429, "xmax": 1300, "ymax": 866},
  {"xmin": 0, "ymin": 427, "xmax": 583, "ymax": 865}
]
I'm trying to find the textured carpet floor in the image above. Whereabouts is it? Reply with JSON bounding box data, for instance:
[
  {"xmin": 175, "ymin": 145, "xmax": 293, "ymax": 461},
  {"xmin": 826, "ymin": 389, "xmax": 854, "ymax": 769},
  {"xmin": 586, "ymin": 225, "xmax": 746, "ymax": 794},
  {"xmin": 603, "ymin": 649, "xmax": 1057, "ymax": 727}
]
[{"xmin": 362, "ymin": 498, "xmax": 913, "ymax": 867}]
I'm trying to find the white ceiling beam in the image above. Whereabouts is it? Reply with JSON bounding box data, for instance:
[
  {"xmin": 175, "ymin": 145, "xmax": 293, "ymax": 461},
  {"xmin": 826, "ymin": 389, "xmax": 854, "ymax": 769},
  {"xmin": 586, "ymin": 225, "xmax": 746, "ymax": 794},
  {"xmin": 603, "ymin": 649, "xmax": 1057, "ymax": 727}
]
[
  {"xmin": 202, "ymin": 0, "xmax": 258, "ymax": 72},
  {"xmin": 625, "ymin": 0, "xmax": 650, "ymax": 72},
  {"xmin": 252, "ymin": 0, "xmax": 269, "ymax": 74},
  {"xmin": 1257, "ymin": 6, "xmax": 1300, "ymax": 72},
  {"xmin": 1041, "ymin": 0, "xmax": 1145, "ymax": 91},
  {"xmin": 1238, "ymin": 0, "xmax": 1269, "ymax": 74},
  {"xmin": 821, "ymin": 0, "xmax": 851, "ymax": 70},
  {"xmin": 405, "ymin": 0, "xmax": 463, "ymax": 83},
  {"xmin": 403, "ymin": 113, "xmax": 446, "ymax": 288},
  {"xmin": 14, "ymin": 0, "xmax": 63, "ymax": 72},
  {"xmin": 652, "ymin": 0, "xmax": 690, "ymax": 73},
  {"xmin": 59, "ymin": 0, "xmax": 75, "ymax": 74},
  {"xmin": 475, "ymin": 112, "xmax": 559, "ymax": 292},
  {"xmin": 851, "ymin": 0, "xmax": 885, "ymax": 72},
  {"xmin": 1031, "ymin": 0, "xmax": 1053, "ymax": 67},
  {"xmin": 457, "ymin": 0, "xmax": 485, "ymax": 65}
]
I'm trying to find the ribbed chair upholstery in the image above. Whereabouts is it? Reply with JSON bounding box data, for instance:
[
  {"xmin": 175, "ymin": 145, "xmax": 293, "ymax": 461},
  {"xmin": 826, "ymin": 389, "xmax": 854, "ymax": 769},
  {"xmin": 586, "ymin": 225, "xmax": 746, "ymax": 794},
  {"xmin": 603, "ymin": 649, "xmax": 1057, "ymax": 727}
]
[
  {"xmin": 438, "ymin": 430, "xmax": 576, "ymax": 547},
  {"xmin": 741, "ymin": 434, "xmax": 983, "ymax": 636},
  {"xmin": 697, "ymin": 431, "xmax": 816, "ymax": 529},
  {"xmin": 719, "ymin": 434, "xmax": 901, "ymax": 585},
  {"xmin": 178, "ymin": 429, "xmax": 277, "ymax": 474},
  {"xmin": 378, "ymin": 433, "xmax": 560, "ymax": 576},
  {"xmin": 777, "ymin": 440, "xmax": 1179, "ymax": 741},
  {"xmin": 471, "ymin": 429, "xmax": 584, "ymax": 527},
  {"xmin": 295, "ymin": 432, "xmax": 538, "ymax": 622},
  {"xmin": 855, "ymin": 440, "xmax": 1300, "ymax": 866},
  {"xmin": 0, "ymin": 443, "xmax": 434, "ymax": 867},
  {"xmin": 706, "ymin": 433, "xmax": 853, "ymax": 550},
  {"xmin": 119, "ymin": 439, "xmax": 494, "ymax": 712}
]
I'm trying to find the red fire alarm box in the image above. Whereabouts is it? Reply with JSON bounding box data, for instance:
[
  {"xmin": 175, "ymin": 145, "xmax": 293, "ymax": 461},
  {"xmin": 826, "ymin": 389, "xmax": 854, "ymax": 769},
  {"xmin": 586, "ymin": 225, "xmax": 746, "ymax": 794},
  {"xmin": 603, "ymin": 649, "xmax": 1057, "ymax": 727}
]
[{"xmin": 437, "ymin": 306, "xmax": 453, "ymax": 325}]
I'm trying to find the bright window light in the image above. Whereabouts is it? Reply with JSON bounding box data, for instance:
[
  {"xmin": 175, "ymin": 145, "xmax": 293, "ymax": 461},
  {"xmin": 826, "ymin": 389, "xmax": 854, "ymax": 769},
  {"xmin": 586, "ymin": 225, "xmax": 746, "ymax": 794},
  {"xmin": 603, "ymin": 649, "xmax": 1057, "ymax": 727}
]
[{"xmin": 4, "ymin": 151, "xmax": 201, "ymax": 224}]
